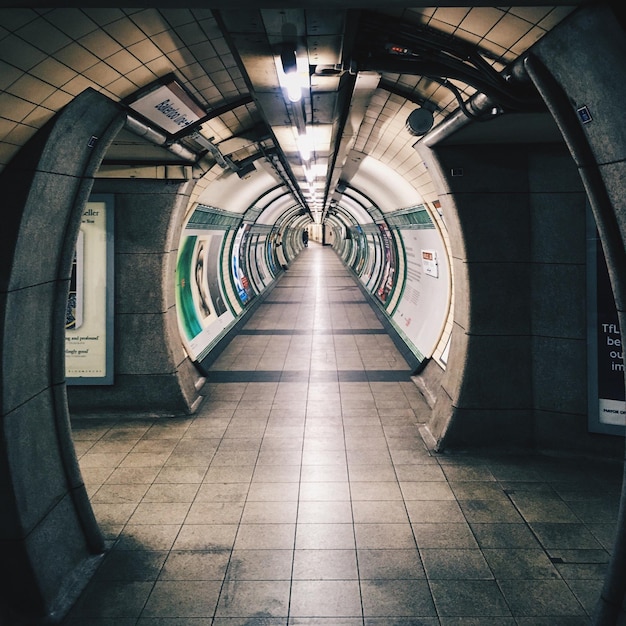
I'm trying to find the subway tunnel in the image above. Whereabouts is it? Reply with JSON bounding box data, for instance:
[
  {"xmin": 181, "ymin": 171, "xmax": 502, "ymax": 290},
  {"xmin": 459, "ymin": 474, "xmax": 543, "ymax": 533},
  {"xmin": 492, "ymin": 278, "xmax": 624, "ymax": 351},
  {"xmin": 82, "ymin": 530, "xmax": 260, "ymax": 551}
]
[{"xmin": 2, "ymin": 1, "xmax": 626, "ymax": 624}]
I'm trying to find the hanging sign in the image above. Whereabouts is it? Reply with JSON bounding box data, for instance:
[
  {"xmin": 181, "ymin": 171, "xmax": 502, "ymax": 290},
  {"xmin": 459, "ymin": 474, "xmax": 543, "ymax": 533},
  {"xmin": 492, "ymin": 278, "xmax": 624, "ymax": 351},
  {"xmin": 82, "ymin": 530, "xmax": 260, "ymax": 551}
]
[{"xmin": 128, "ymin": 79, "xmax": 205, "ymax": 135}]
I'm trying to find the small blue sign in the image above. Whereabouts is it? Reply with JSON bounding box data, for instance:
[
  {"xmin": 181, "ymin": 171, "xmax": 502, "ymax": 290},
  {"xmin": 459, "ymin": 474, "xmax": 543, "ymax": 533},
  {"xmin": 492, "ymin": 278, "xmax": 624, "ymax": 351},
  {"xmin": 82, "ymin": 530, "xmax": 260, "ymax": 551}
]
[{"xmin": 577, "ymin": 105, "xmax": 593, "ymax": 124}]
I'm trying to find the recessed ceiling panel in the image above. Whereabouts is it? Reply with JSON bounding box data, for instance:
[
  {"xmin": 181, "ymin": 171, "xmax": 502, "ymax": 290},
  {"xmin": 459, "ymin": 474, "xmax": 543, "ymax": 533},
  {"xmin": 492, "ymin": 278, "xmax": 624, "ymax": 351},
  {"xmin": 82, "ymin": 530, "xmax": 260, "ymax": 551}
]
[{"xmin": 307, "ymin": 35, "xmax": 344, "ymax": 66}]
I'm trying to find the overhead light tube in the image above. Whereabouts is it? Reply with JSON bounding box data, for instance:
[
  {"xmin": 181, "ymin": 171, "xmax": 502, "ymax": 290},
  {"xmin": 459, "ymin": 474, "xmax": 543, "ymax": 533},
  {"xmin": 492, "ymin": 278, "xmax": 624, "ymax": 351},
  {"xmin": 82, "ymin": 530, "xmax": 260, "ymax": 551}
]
[
  {"xmin": 277, "ymin": 43, "xmax": 308, "ymax": 104},
  {"xmin": 297, "ymin": 132, "xmax": 312, "ymax": 161}
]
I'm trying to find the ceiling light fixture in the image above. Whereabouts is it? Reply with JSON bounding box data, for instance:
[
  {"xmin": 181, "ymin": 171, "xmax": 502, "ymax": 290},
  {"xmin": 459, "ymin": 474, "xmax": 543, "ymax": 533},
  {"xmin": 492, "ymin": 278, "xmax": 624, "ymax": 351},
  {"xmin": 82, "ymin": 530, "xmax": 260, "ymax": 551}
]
[
  {"xmin": 277, "ymin": 43, "xmax": 308, "ymax": 103},
  {"xmin": 297, "ymin": 132, "xmax": 312, "ymax": 161}
]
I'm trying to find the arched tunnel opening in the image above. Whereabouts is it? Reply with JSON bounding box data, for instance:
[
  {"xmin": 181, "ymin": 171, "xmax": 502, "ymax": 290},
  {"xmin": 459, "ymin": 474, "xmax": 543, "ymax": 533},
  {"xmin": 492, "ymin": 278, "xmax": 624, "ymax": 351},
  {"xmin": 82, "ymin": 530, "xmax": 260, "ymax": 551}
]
[{"xmin": 1, "ymin": 3, "xmax": 626, "ymax": 624}]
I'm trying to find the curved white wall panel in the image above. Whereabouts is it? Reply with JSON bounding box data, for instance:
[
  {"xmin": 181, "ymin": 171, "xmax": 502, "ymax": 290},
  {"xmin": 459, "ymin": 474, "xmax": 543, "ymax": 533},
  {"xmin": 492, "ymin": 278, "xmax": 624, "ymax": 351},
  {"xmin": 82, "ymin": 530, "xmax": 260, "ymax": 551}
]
[
  {"xmin": 344, "ymin": 154, "xmax": 425, "ymax": 212},
  {"xmin": 195, "ymin": 160, "xmax": 280, "ymax": 214}
]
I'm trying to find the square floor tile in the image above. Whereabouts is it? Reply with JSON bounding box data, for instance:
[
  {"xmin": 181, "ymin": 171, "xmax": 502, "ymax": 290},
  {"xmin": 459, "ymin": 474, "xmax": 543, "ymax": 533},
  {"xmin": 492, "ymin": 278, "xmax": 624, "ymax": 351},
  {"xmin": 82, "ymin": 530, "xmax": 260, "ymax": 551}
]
[
  {"xmin": 420, "ymin": 549, "xmax": 493, "ymax": 580},
  {"xmin": 357, "ymin": 548, "xmax": 425, "ymax": 579},
  {"xmin": 203, "ymin": 466, "xmax": 255, "ymax": 484},
  {"xmin": 530, "ymin": 522, "xmax": 603, "ymax": 550},
  {"xmin": 195, "ymin": 483, "xmax": 249, "ymax": 502},
  {"xmin": 247, "ymin": 482, "xmax": 300, "ymax": 502},
  {"xmin": 290, "ymin": 580, "xmax": 361, "ymax": 617},
  {"xmin": 96, "ymin": 550, "xmax": 168, "ymax": 581},
  {"xmin": 352, "ymin": 501, "xmax": 409, "ymax": 524},
  {"xmin": 295, "ymin": 523, "xmax": 356, "ymax": 550},
  {"xmin": 429, "ymin": 580, "xmax": 511, "ymax": 617},
  {"xmin": 234, "ymin": 524, "xmax": 296, "ymax": 550},
  {"xmin": 241, "ymin": 501, "xmax": 298, "ymax": 524},
  {"xmin": 509, "ymin": 493, "xmax": 580, "ymax": 523},
  {"xmin": 355, "ymin": 523, "xmax": 416, "ymax": 549},
  {"xmin": 361, "ymin": 579, "xmax": 436, "ymax": 617},
  {"xmin": 226, "ymin": 549, "xmax": 293, "ymax": 580},
  {"xmin": 458, "ymin": 499, "xmax": 522, "ymax": 523},
  {"xmin": 141, "ymin": 580, "xmax": 222, "ymax": 618},
  {"xmin": 299, "ymin": 481, "xmax": 351, "ymax": 501},
  {"xmin": 482, "ymin": 548, "xmax": 560, "ymax": 579},
  {"xmin": 350, "ymin": 481, "xmax": 403, "ymax": 501},
  {"xmin": 297, "ymin": 501, "xmax": 353, "ymax": 524},
  {"xmin": 400, "ymin": 482, "xmax": 455, "ymax": 501},
  {"xmin": 114, "ymin": 524, "xmax": 181, "ymax": 551},
  {"xmin": 127, "ymin": 503, "xmax": 191, "ymax": 525},
  {"xmin": 498, "ymin": 579, "xmax": 586, "ymax": 616},
  {"xmin": 405, "ymin": 500, "xmax": 465, "ymax": 524},
  {"xmin": 293, "ymin": 549, "xmax": 358, "ymax": 579},
  {"xmin": 173, "ymin": 524, "xmax": 238, "ymax": 550},
  {"xmin": 67, "ymin": 580, "xmax": 154, "ymax": 619},
  {"xmin": 159, "ymin": 550, "xmax": 230, "ymax": 580},
  {"xmin": 215, "ymin": 580, "xmax": 290, "ymax": 617},
  {"xmin": 186, "ymin": 502, "xmax": 245, "ymax": 525},
  {"xmin": 412, "ymin": 523, "xmax": 478, "ymax": 549},
  {"xmin": 469, "ymin": 523, "xmax": 541, "ymax": 549}
]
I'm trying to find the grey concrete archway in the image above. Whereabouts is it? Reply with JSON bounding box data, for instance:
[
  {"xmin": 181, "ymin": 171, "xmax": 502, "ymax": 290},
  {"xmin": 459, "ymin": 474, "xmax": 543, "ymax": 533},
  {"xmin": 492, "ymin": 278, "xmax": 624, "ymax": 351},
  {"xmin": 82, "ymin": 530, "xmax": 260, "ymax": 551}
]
[
  {"xmin": 0, "ymin": 89, "xmax": 125, "ymax": 623},
  {"xmin": 416, "ymin": 3, "xmax": 626, "ymax": 620}
]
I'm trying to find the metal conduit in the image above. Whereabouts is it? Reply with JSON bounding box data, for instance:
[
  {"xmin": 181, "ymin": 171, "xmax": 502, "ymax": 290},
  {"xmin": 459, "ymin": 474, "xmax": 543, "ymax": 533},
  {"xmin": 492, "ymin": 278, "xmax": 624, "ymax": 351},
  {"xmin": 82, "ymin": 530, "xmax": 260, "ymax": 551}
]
[
  {"xmin": 420, "ymin": 55, "xmax": 533, "ymax": 148},
  {"xmin": 124, "ymin": 114, "xmax": 198, "ymax": 162}
]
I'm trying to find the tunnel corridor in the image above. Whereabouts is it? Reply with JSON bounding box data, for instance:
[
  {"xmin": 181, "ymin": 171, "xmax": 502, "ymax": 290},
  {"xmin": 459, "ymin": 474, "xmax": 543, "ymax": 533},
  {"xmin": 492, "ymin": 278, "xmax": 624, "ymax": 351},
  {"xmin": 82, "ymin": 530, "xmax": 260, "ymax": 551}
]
[
  {"xmin": 60, "ymin": 244, "xmax": 622, "ymax": 624},
  {"xmin": 2, "ymin": 3, "xmax": 626, "ymax": 624}
]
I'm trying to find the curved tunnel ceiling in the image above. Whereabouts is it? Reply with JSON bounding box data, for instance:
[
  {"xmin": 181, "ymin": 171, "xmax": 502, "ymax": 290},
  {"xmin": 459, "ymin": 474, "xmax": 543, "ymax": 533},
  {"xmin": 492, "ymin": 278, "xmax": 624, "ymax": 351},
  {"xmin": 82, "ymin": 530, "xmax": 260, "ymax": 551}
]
[{"xmin": 0, "ymin": 5, "xmax": 578, "ymax": 230}]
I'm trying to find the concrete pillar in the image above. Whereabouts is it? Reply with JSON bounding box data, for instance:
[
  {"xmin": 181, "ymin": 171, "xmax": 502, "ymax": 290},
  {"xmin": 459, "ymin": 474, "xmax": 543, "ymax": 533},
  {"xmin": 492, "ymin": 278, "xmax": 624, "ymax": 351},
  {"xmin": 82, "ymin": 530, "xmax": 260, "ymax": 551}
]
[{"xmin": 68, "ymin": 178, "xmax": 204, "ymax": 416}]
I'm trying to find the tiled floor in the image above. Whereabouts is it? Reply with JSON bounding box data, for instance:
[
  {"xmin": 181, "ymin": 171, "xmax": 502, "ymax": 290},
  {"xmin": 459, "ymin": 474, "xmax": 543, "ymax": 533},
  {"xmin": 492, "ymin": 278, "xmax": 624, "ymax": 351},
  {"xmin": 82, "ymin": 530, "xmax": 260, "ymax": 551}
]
[{"xmin": 65, "ymin": 244, "xmax": 623, "ymax": 625}]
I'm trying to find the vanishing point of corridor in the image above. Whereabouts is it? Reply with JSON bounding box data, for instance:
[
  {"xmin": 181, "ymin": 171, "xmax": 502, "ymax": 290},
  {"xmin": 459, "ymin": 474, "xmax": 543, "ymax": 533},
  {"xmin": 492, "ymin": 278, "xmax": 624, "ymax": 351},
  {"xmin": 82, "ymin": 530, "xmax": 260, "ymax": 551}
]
[{"xmin": 65, "ymin": 245, "xmax": 621, "ymax": 625}]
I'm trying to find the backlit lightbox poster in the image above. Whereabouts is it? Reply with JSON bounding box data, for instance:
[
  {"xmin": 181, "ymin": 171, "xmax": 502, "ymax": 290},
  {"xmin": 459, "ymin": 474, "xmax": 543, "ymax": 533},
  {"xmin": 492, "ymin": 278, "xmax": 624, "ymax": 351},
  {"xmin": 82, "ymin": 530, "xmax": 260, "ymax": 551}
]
[
  {"xmin": 232, "ymin": 224, "xmax": 255, "ymax": 305},
  {"xmin": 66, "ymin": 195, "xmax": 114, "ymax": 384},
  {"xmin": 376, "ymin": 223, "xmax": 397, "ymax": 304},
  {"xmin": 588, "ymin": 219, "xmax": 626, "ymax": 435}
]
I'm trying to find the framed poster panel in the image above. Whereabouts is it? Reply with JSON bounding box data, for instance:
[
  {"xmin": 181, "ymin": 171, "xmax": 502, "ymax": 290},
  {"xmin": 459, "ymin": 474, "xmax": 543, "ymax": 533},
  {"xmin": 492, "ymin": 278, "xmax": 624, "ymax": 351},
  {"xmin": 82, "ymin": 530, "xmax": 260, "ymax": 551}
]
[
  {"xmin": 66, "ymin": 194, "xmax": 114, "ymax": 385},
  {"xmin": 587, "ymin": 211, "xmax": 625, "ymax": 435}
]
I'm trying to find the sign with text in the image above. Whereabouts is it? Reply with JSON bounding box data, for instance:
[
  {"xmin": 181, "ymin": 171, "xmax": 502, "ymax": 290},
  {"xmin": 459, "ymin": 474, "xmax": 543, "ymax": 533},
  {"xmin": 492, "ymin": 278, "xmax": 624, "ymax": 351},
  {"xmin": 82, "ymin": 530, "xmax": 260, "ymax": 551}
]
[
  {"xmin": 595, "ymin": 245, "xmax": 625, "ymax": 428},
  {"xmin": 66, "ymin": 196, "xmax": 114, "ymax": 384},
  {"xmin": 422, "ymin": 249, "xmax": 438, "ymax": 278},
  {"xmin": 588, "ymin": 218, "xmax": 625, "ymax": 434},
  {"xmin": 129, "ymin": 80, "xmax": 205, "ymax": 135}
]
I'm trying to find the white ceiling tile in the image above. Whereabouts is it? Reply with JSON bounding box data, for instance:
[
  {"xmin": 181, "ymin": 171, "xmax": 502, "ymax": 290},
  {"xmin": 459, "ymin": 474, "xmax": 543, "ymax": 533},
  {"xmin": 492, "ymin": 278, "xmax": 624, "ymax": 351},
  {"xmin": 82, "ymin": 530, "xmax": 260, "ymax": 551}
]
[
  {"xmin": 459, "ymin": 7, "xmax": 506, "ymax": 38},
  {"xmin": 104, "ymin": 18, "xmax": 148, "ymax": 48},
  {"xmin": 82, "ymin": 8, "xmax": 126, "ymax": 27},
  {"xmin": 43, "ymin": 9, "xmax": 98, "ymax": 40},
  {"xmin": 0, "ymin": 34, "xmax": 47, "ymax": 71},
  {"xmin": 485, "ymin": 12, "xmax": 533, "ymax": 50},
  {"xmin": 431, "ymin": 7, "xmax": 471, "ymax": 29},
  {"xmin": 6, "ymin": 73, "xmax": 56, "ymax": 102}
]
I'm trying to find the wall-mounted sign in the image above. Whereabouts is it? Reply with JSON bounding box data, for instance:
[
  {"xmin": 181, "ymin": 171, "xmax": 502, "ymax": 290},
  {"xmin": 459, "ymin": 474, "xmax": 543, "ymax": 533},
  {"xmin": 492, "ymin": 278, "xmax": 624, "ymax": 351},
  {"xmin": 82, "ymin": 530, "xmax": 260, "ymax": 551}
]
[
  {"xmin": 422, "ymin": 249, "xmax": 438, "ymax": 278},
  {"xmin": 66, "ymin": 195, "xmax": 114, "ymax": 385},
  {"xmin": 588, "ymin": 211, "xmax": 625, "ymax": 435},
  {"xmin": 577, "ymin": 105, "xmax": 593, "ymax": 124},
  {"xmin": 128, "ymin": 78, "xmax": 206, "ymax": 136}
]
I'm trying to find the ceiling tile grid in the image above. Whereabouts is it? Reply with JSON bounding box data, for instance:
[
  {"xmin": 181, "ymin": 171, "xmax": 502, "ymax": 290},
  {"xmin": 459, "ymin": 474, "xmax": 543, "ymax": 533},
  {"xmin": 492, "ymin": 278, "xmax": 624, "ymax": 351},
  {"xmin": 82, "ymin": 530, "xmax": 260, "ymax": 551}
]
[{"xmin": 0, "ymin": 3, "xmax": 580, "ymax": 217}]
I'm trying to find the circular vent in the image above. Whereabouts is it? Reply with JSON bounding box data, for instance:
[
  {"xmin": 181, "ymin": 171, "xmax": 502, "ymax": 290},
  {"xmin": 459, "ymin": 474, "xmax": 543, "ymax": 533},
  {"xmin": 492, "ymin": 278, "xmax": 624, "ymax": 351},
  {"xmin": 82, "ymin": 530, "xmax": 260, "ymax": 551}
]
[{"xmin": 406, "ymin": 108, "xmax": 434, "ymax": 136}]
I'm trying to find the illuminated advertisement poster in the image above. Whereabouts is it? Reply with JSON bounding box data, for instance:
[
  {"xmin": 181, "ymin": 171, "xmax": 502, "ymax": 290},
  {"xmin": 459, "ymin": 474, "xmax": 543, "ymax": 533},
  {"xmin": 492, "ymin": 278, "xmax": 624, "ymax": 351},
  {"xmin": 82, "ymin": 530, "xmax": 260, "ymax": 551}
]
[
  {"xmin": 66, "ymin": 196, "xmax": 114, "ymax": 384},
  {"xmin": 176, "ymin": 233, "xmax": 232, "ymax": 360},
  {"xmin": 232, "ymin": 224, "xmax": 255, "ymax": 305},
  {"xmin": 267, "ymin": 234, "xmax": 277, "ymax": 276},
  {"xmin": 353, "ymin": 227, "xmax": 366, "ymax": 275},
  {"xmin": 248, "ymin": 234, "xmax": 268, "ymax": 291},
  {"xmin": 256, "ymin": 234, "xmax": 268, "ymax": 287},
  {"xmin": 375, "ymin": 223, "xmax": 397, "ymax": 304},
  {"xmin": 363, "ymin": 235, "xmax": 379, "ymax": 290},
  {"xmin": 391, "ymin": 229, "xmax": 449, "ymax": 361},
  {"xmin": 589, "ymin": 231, "xmax": 625, "ymax": 434}
]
